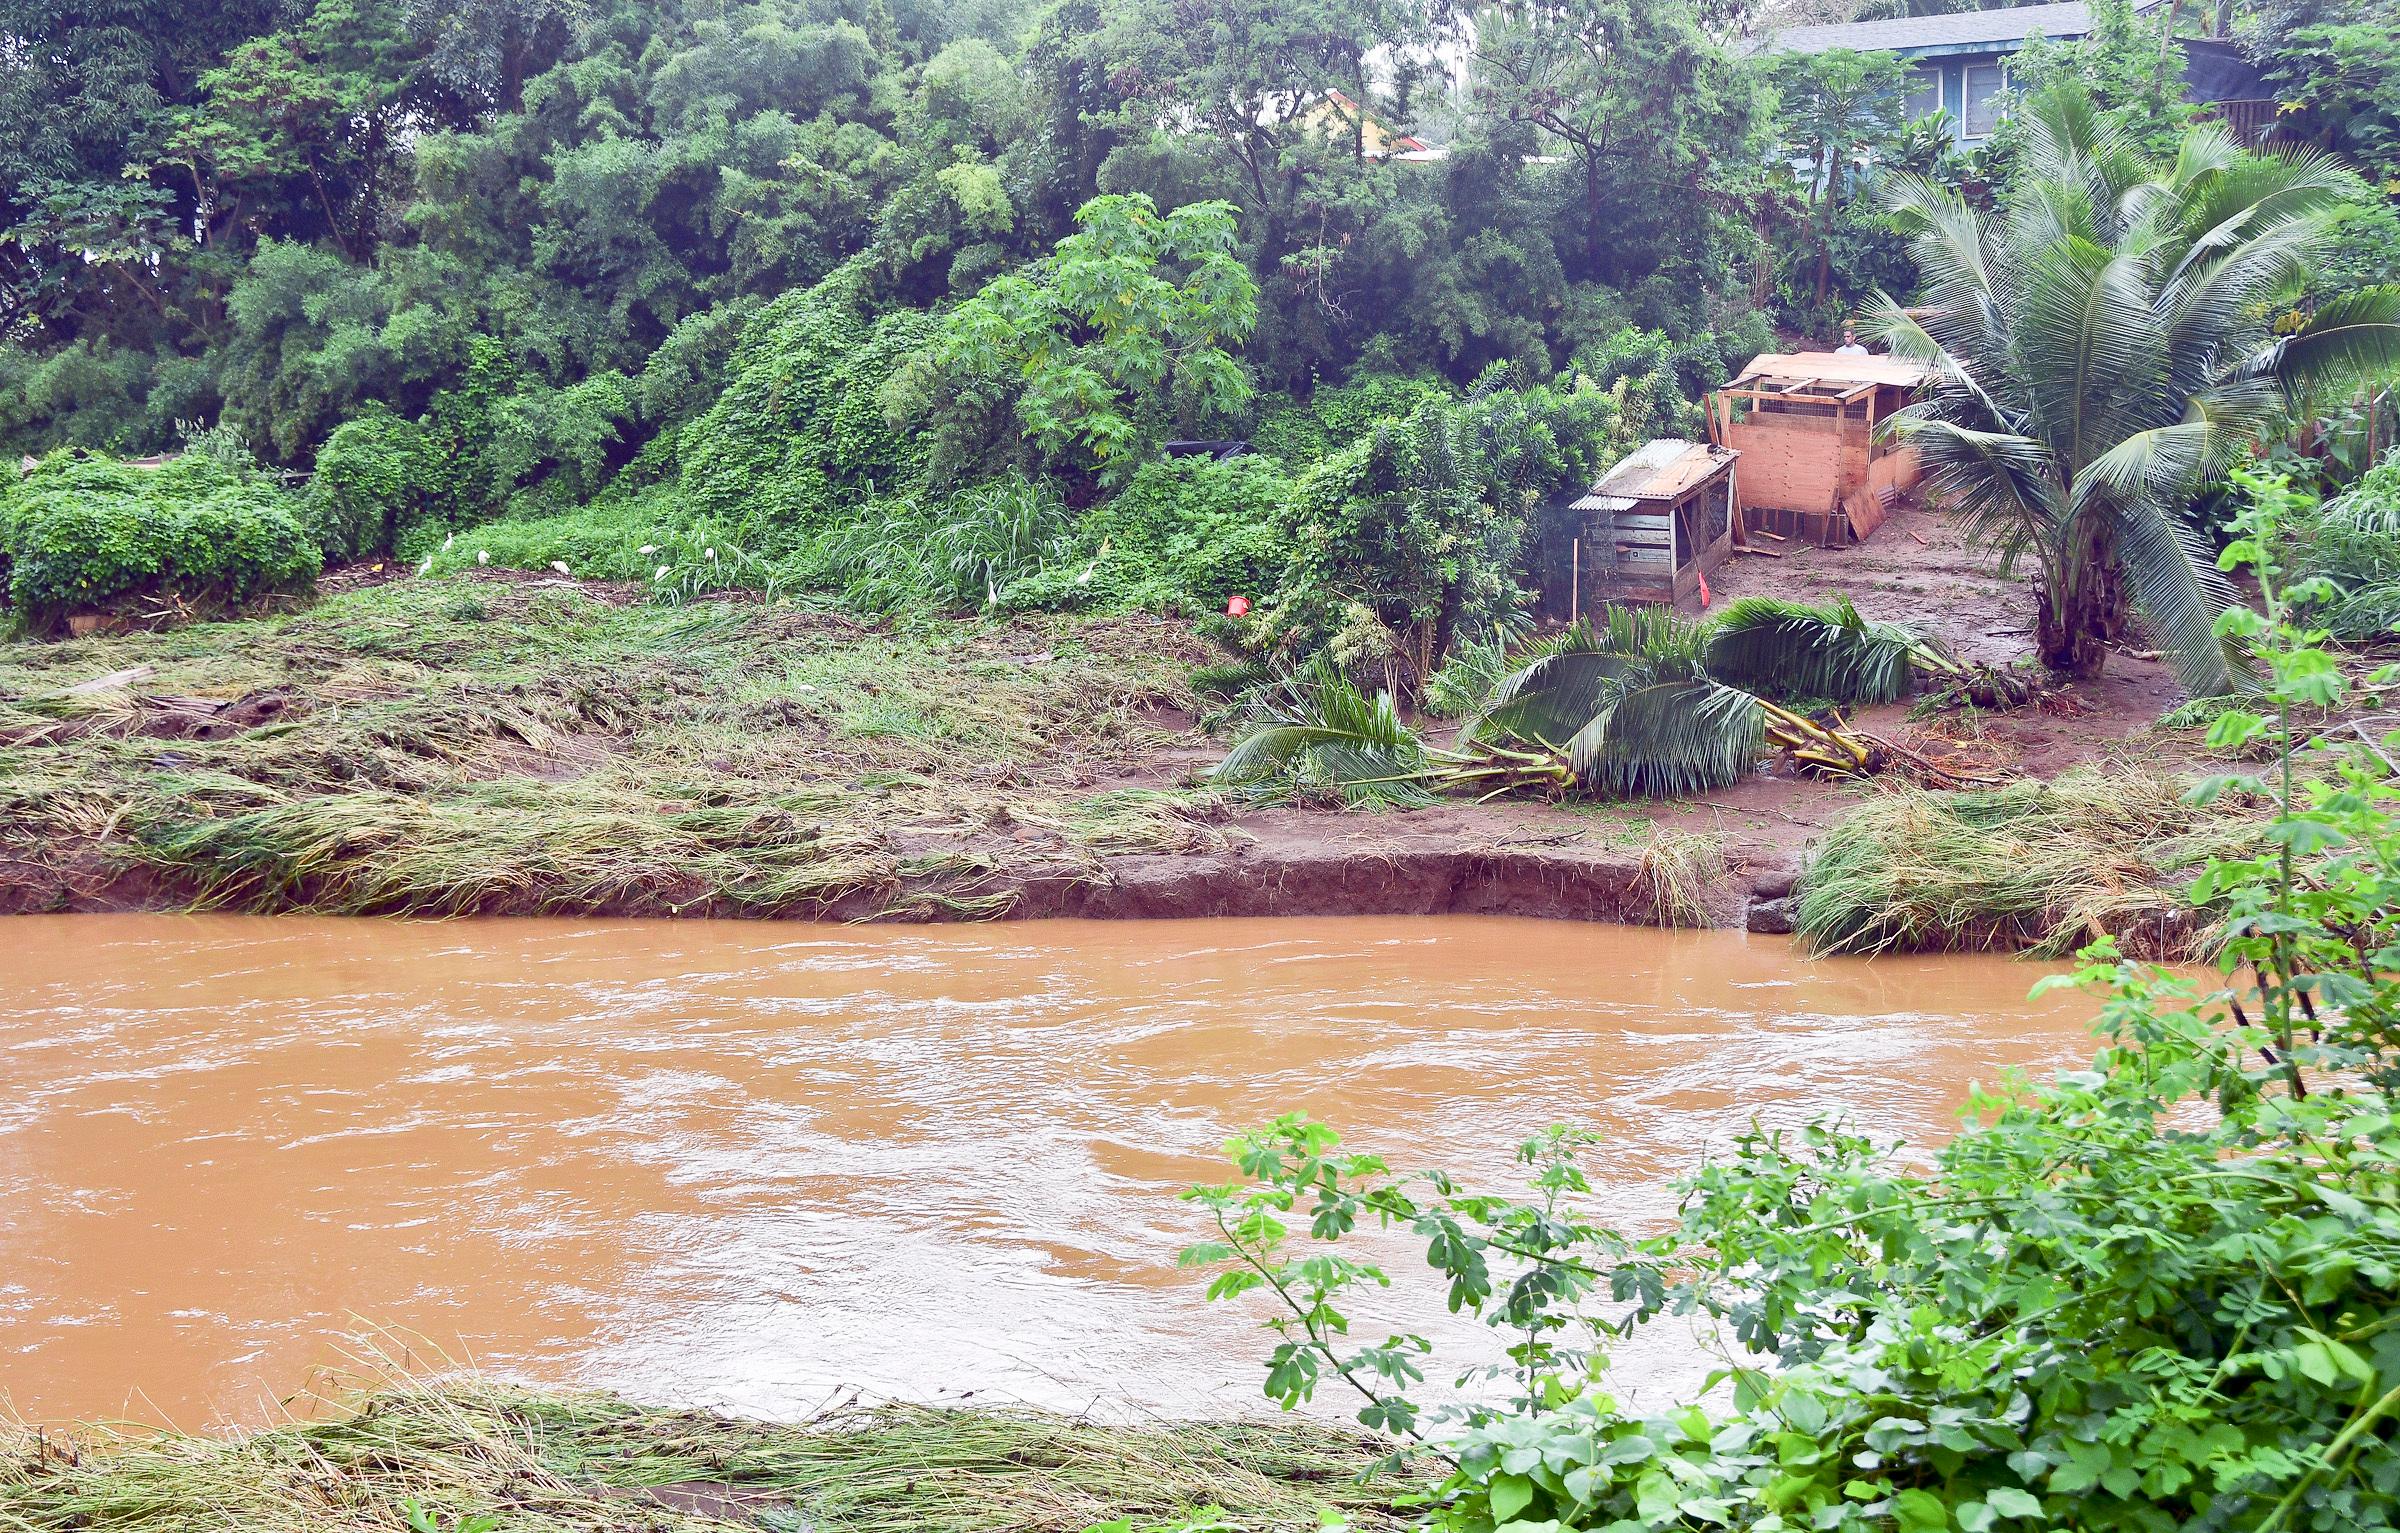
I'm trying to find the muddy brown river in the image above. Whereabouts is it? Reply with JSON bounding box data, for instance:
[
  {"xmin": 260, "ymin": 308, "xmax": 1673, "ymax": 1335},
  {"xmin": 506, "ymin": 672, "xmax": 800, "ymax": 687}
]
[{"xmin": 0, "ymin": 914, "xmax": 2100, "ymax": 1427}]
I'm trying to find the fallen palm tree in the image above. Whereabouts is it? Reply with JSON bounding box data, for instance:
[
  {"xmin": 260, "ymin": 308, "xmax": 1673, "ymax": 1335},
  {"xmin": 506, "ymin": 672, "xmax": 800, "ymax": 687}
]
[
  {"xmin": 1214, "ymin": 600, "xmax": 2001, "ymax": 805},
  {"xmin": 1702, "ymin": 595, "xmax": 2044, "ymax": 711}
]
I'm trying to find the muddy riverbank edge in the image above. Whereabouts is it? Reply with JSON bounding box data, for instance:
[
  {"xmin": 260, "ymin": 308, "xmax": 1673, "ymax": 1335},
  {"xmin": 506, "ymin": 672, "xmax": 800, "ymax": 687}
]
[
  {"xmin": 0, "ymin": 1380, "xmax": 1427, "ymax": 1533},
  {"xmin": 0, "ymin": 819, "xmax": 1790, "ymax": 931}
]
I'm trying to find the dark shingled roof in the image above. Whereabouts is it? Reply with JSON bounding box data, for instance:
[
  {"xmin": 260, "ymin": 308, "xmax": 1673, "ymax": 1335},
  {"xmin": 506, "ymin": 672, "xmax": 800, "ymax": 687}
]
[{"xmin": 1758, "ymin": 0, "xmax": 2117, "ymax": 56}]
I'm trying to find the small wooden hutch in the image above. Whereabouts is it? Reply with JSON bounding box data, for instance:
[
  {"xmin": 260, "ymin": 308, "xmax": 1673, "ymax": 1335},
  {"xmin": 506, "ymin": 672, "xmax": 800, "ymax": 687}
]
[
  {"xmin": 1709, "ymin": 352, "xmax": 1931, "ymax": 547},
  {"xmin": 1568, "ymin": 438, "xmax": 1740, "ymax": 610}
]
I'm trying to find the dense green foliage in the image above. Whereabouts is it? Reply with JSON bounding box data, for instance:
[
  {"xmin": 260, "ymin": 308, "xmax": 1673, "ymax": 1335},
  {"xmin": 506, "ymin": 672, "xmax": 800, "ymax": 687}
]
[
  {"xmin": 305, "ymin": 410, "xmax": 441, "ymax": 564},
  {"xmin": 2288, "ymin": 449, "xmax": 2400, "ymax": 638},
  {"xmin": 3, "ymin": 0, "xmax": 2396, "ymax": 676},
  {"xmin": 886, "ymin": 194, "xmax": 1259, "ymax": 486},
  {"xmin": 0, "ymin": 452, "xmax": 319, "ymax": 631}
]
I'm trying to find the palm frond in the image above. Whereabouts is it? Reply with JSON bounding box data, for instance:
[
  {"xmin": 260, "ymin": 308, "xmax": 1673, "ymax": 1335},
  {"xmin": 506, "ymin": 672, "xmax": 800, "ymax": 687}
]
[
  {"xmin": 2239, "ymin": 286, "xmax": 2400, "ymax": 401},
  {"xmin": 1212, "ymin": 659, "xmax": 1433, "ymax": 807},
  {"xmin": 2014, "ymin": 238, "xmax": 2162, "ymax": 467},
  {"xmin": 1866, "ymin": 293, "xmax": 2017, "ymax": 430},
  {"xmin": 1567, "ymin": 678, "xmax": 1764, "ymax": 799},
  {"xmin": 2169, "ymin": 141, "xmax": 2359, "ymax": 259},
  {"xmin": 1884, "ymin": 414, "xmax": 2059, "ymax": 563},
  {"xmin": 1474, "ymin": 645, "xmax": 1647, "ymax": 750},
  {"xmin": 1702, "ymin": 596, "xmax": 1935, "ymax": 705},
  {"xmin": 1469, "ymin": 608, "xmax": 1765, "ymax": 797},
  {"xmin": 2109, "ymin": 499, "xmax": 2248, "ymax": 699},
  {"xmin": 1472, "ymin": 607, "xmax": 1709, "ymax": 744}
]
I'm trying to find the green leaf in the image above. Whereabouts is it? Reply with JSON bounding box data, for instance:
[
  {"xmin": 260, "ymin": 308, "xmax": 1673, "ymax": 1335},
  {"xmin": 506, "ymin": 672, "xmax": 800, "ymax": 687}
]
[
  {"xmin": 1489, "ymin": 1472, "xmax": 1537, "ymax": 1523},
  {"xmin": 1890, "ymin": 1489, "xmax": 1951, "ymax": 1533},
  {"xmin": 1985, "ymin": 1487, "xmax": 2043, "ymax": 1519}
]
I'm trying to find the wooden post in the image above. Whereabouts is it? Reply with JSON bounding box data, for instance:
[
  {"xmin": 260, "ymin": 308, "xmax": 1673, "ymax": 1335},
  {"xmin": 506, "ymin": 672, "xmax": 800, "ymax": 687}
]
[{"xmin": 1571, "ymin": 537, "xmax": 1581, "ymax": 625}]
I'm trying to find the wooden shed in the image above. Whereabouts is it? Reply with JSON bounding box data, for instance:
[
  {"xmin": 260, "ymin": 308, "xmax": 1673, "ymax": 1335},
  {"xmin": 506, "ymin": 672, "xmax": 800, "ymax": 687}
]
[
  {"xmin": 1709, "ymin": 352, "xmax": 1931, "ymax": 547},
  {"xmin": 1568, "ymin": 438, "xmax": 1740, "ymax": 610}
]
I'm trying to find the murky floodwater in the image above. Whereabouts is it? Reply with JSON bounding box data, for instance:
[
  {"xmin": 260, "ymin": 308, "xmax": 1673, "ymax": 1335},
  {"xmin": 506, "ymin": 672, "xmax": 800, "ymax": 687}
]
[{"xmin": 0, "ymin": 914, "xmax": 2099, "ymax": 1427}]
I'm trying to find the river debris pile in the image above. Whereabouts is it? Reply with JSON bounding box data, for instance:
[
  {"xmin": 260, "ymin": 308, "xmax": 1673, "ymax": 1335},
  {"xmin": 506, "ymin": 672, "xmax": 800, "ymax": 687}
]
[
  {"xmin": 1792, "ymin": 768, "xmax": 2270, "ymax": 959},
  {"xmin": 0, "ymin": 1379, "xmax": 1424, "ymax": 1532}
]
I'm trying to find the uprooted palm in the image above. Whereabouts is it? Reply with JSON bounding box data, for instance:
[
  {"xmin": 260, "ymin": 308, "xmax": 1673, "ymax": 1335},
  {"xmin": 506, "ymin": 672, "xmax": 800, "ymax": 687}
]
[
  {"xmin": 1870, "ymin": 83, "xmax": 2400, "ymax": 694},
  {"xmin": 1212, "ymin": 602, "xmax": 1963, "ymax": 803}
]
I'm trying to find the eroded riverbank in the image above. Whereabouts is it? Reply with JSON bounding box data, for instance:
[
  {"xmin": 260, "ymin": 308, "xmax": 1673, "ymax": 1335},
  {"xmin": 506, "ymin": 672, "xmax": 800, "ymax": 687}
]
[
  {"xmin": 0, "ymin": 914, "xmax": 2099, "ymax": 1428},
  {"xmin": 0, "ymin": 506, "xmax": 2223, "ymax": 941}
]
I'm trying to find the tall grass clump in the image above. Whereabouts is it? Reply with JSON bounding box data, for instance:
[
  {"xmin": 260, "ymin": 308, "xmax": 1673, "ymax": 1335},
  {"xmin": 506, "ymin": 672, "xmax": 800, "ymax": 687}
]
[{"xmin": 1793, "ymin": 770, "xmax": 2266, "ymax": 957}]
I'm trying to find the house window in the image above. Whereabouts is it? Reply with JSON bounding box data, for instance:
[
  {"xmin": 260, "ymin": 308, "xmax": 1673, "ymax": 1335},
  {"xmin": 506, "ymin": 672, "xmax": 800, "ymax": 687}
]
[
  {"xmin": 1904, "ymin": 64, "xmax": 1942, "ymax": 121},
  {"xmin": 1961, "ymin": 62, "xmax": 2007, "ymax": 138}
]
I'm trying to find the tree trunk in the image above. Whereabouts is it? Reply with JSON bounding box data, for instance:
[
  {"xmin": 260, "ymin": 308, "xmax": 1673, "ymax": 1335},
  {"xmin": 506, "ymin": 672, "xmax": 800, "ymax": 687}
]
[
  {"xmin": 2034, "ymin": 522, "xmax": 2120, "ymax": 679},
  {"xmin": 1583, "ymin": 151, "xmax": 1606, "ymax": 276}
]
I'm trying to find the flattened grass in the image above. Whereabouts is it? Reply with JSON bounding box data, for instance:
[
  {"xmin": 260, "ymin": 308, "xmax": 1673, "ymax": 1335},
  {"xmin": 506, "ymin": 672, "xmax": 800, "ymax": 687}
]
[
  {"xmin": 1794, "ymin": 770, "xmax": 2267, "ymax": 959},
  {"xmin": 0, "ymin": 579, "xmax": 1220, "ymax": 917},
  {"xmin": 0, "ymin": 1380, "xmax": 1422, "ymax": 1533}
]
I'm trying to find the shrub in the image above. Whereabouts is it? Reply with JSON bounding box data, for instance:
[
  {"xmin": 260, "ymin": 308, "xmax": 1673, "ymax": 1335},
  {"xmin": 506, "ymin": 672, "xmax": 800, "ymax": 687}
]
[
  {"xmin": 306, "ymin": 411, "xmax": 439, "ymax": 564},
  {"xmin": 1251, "ymin": 375, "xmax": 1637, "ymax": 694},
  {"xmin": 2289, "ymin": 450, "xmax": 2400, "ymax": 639},
  {"xmin": 1250, "ymin": 374, "xmax": 1451, "ymax": 467},
  {"xmin": 824, "ymin": 476, "xmax": 1076, "ymax": 612},
  {"xmin": 1035, "ymin": 455, "xmax": 1291, "ymax": 614},
  {"xmin": 883, "ymin": 194, "xmax": 1258, "ymax": 487},
  {"xmin": 2, "ymin": 452, "xmax": 320, "ymax": 632},
  {"xmin": 0, "ymin": 339, "xmax": 164, "ymax": 457},
  {"xmin": 673, "ymin": 264, "xmax": 937, "ymax": 534}
]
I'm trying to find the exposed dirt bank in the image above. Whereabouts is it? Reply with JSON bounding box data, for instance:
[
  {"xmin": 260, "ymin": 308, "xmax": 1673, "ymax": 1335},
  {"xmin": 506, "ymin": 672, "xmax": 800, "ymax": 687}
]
[{"xmin": 0, "ymin": 502, "xmax": 2218, "ymax": 942}]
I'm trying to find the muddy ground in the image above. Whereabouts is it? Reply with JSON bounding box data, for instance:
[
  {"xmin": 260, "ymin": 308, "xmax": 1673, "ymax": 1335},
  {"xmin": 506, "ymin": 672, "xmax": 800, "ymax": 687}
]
[{"xmin": 0, "ymin": 499, "xmax": 2209, "ymax": 932}]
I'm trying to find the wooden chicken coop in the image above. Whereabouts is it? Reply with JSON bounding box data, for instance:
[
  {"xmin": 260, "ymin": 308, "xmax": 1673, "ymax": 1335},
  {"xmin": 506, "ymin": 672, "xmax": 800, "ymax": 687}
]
[
  {"xmin": 1567, "ymin": 438, "xmax": 1740, "ymax": 610},
  {"xmin": 1709, "ymin": 353, "xmax": 1931, "ymax": 548}
]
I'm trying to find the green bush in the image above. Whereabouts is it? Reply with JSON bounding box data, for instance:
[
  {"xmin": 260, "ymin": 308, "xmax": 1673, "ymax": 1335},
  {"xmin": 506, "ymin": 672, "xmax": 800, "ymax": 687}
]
[
  {"xmin": 2, "ymin": 452, "xmax": 320, "ymax": 633},
  {"xmin": 2289, "ymin": 451, "xmax": 2400, "ymax": 639},
  {"xmin": 1247, "ymin": 378, "xmax": 1639, "ymax": 693},
  {"xmin": 1036, "ymin": 455, "xmax": 1291, "ymax": 614},
  {"xmin": 0, "ymin": 340, "xmax": 169, "ymax": 458},
  {"xmin": 825, "ymin": 476, "xmax": 1077, "ymax": 613},
  {"xmin": 306, "ymin": 411, "xmax": 440, "ymax": 564},
  {"xmin": 673, "ymin": 264, "xmax": 937, "ymax": 535},
  {"xmin": 1251, "ymin": 374, "xmax": 1451, "ymax": 467}
]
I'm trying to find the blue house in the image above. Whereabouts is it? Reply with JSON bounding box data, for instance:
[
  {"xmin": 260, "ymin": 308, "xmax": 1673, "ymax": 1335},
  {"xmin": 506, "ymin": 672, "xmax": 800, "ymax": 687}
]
[{"xmin": 1760, "ymin": 0, "xmax": 2275, "ymax": 147}]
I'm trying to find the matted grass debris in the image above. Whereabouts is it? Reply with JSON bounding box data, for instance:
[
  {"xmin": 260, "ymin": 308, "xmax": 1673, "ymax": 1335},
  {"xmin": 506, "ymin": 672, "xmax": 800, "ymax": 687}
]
[
  {"xmin": 0, "ymin": 578, "xmax": 1223, "ymax": 918},
  {"xmin": 1793, "ymin": 769, "xmax": 2269, "ymax": 959},
  {"xmin": 0, "ymin": 1380, "xmax": 1423, "ymax": 1533}
]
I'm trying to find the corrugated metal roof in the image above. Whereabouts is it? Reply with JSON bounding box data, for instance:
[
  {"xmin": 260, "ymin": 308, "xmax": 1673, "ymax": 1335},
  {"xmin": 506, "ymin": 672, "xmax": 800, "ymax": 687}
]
[
  {"xmin": 1755, "ymin": 0, "xmax": 2107, "ymax": 57},
  {"xmin": 1730, "ymin": 352, "xmax": 1934, "ymax": 390},
  {"xmin": 1583, "ymin": 439, "xmax": 1735, "ymax": 503}
]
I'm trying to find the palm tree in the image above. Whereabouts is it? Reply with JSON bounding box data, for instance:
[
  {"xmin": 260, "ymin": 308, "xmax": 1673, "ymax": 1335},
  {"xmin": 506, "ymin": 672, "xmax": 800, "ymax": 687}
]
[{"xmin": 1869, "ymin": 83, "xmax": 2400, "ymax": 694}]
